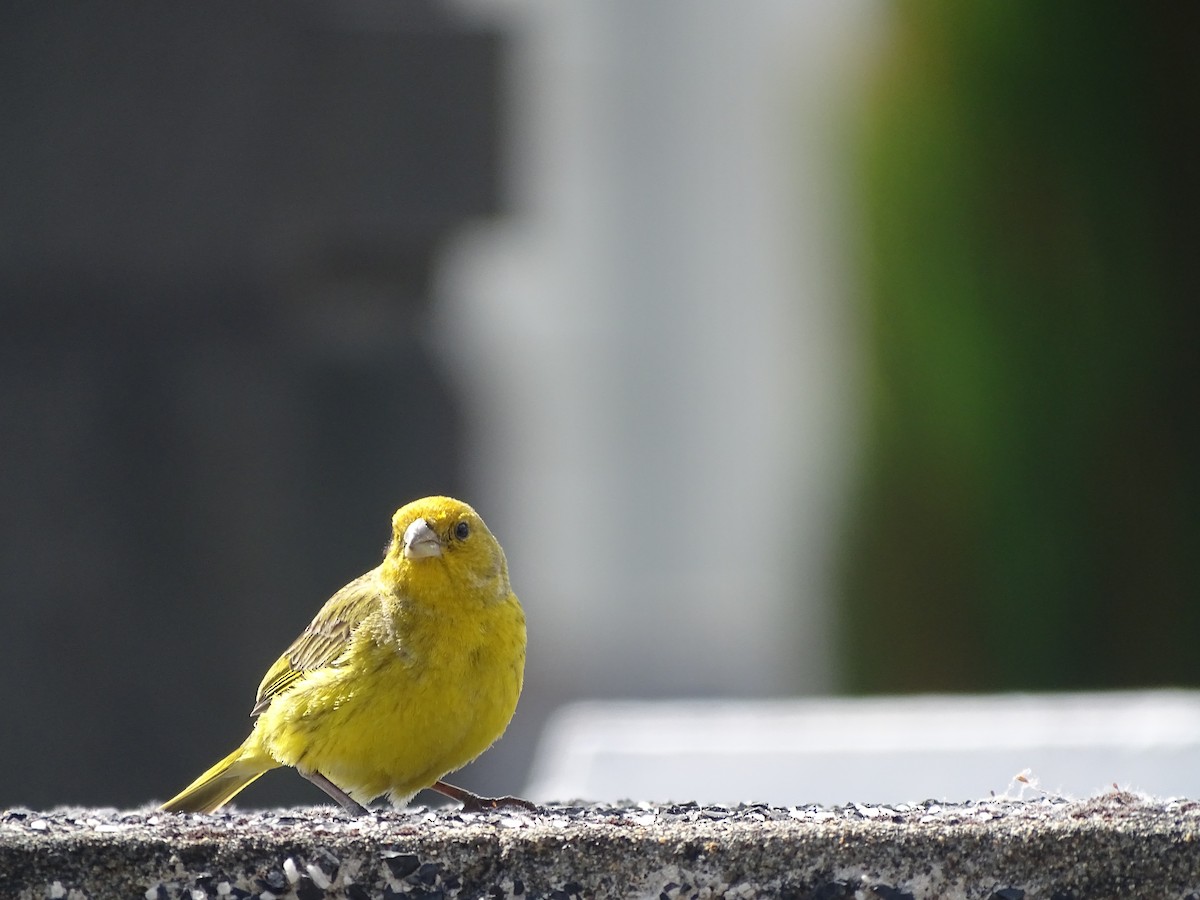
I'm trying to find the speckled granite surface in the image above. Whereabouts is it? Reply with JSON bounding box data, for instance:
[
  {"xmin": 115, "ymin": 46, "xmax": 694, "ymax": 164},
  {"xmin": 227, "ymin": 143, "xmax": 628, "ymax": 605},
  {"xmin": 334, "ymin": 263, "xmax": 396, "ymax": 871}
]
[{"xmin": 4, "ymin": 794, "xmax": 1199, "ymax": 899}]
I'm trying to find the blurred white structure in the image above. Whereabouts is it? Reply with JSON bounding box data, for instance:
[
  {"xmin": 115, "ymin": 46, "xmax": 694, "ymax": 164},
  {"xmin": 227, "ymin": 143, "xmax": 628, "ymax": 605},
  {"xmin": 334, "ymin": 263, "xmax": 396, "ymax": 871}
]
[
  {"xmin": 440, "ymin": 0, "xmax": 882, "ymax": 719},
  {"xmin": 525, "ymin": 691, "xmax": 1200, "ymax": 805}
]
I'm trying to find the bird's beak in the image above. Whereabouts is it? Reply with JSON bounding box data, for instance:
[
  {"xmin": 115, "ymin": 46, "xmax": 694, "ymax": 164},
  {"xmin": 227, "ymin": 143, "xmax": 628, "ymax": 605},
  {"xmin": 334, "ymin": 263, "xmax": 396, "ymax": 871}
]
[{"xmin": 402, "ymin": 517, "xmax": 443, "ymax": 560}]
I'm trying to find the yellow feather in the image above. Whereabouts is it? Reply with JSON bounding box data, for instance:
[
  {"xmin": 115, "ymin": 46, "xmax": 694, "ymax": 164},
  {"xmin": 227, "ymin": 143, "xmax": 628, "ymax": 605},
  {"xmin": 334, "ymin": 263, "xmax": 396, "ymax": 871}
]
[
  {"xmin": 160, "ymin": 745, "xmax": 275, "ymax": 813},
  {"xmin": 160, "ymin": 496, "xmax": 527, "ymax": 813}
]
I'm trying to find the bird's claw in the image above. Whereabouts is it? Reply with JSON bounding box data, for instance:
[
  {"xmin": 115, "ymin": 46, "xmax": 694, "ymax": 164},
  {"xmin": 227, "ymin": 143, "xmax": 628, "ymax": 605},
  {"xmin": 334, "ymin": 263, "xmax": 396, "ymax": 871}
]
[{"xmin": 459, "ymin": 794, "xmax": 539, "ymax": 814}]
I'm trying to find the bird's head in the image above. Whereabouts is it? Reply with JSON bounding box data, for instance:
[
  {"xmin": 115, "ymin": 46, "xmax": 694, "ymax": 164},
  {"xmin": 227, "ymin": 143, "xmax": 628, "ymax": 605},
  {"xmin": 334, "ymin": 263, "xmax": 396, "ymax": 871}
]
[{"xmin": 383, "ymin": 496, "xmax": 510, "ymax": 602}]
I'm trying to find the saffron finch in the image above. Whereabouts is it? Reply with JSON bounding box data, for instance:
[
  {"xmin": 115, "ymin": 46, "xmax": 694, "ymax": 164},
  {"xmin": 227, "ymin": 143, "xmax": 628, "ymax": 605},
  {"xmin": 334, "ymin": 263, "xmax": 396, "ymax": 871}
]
[{"xmin": 161, "ymin": 496, "xmax": 530, "ymax": 815}]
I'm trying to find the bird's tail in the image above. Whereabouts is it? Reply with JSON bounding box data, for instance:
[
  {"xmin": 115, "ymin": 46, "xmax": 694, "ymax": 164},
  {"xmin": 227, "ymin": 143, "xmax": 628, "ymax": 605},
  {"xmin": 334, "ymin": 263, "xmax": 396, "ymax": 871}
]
[{"xmin": 160, "ymin": 743, "xmax": 276, "ymax": 813}]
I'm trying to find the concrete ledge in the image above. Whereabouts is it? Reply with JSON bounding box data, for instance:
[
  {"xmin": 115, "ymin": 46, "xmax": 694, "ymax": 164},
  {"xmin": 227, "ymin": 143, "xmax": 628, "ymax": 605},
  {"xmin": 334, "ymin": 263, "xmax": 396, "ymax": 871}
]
[{"xmin": 3, "ymin": 794, "xmax": 1199, "ymax": 899}]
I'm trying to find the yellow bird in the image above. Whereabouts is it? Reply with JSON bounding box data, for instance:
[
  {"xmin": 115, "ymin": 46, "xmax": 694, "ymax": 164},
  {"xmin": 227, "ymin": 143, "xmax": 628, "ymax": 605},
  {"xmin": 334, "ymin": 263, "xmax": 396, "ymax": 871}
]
[{"xmin": 161, "ymin": 496, "xmax": 530, "ymax": 815}]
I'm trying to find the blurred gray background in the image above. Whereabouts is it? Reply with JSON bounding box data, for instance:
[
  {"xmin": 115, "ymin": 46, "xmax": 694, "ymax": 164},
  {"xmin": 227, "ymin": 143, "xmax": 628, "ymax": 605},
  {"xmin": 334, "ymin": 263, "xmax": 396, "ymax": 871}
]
[{"xmin": 2, "ymin": 0, "xmax": 1198, "ymax": 811}]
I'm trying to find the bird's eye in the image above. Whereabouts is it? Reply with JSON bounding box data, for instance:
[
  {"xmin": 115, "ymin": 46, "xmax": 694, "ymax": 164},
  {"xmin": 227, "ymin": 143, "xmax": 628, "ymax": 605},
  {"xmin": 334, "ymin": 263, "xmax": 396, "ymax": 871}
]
[{"xmin": 454, "ymin": 521, "xmax": 470, "ymax": 541}]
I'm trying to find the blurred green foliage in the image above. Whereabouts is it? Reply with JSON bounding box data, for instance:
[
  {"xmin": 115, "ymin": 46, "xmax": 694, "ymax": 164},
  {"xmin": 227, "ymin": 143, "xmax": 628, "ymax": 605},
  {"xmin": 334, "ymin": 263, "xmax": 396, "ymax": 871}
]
[{"xmin": 841, "ymin": 3, "xmax": 1200, "ymax": 692}]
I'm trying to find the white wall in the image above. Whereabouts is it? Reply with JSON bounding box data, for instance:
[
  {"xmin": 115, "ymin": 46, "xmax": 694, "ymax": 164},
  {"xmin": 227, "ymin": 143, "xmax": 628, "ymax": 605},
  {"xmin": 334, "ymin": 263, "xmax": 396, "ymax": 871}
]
[{"xmin": 436, "ymin": 0, "xmax": 885, "ymax": 786}]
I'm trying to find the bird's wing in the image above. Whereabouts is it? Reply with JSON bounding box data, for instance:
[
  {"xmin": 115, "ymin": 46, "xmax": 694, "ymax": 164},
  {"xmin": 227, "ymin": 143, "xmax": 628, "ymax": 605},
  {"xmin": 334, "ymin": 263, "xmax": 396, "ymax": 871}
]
[{"xmin": 250, "ymin": 571, "xmax": 382, "ymax": 717}]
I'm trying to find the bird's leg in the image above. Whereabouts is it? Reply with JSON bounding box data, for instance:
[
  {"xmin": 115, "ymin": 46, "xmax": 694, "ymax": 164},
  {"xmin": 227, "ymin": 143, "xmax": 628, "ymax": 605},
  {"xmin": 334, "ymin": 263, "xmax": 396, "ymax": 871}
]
[
  {"xmin": 431, "ymin": 779, "xmax": 538, "ymax": 813},
  {"xmin": 301, "ymin": 769, "xmax": 369, "ymax": 815}
]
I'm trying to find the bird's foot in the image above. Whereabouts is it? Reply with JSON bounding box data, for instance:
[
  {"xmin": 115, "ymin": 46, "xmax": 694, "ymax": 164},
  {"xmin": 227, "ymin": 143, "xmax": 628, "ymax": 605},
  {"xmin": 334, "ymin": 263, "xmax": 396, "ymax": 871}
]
[
  {"xmin": 459, "ymin": 793, "xmax": 540, "ymax": 814},
  {"xmin": 431, "ymin": 779, "xmax": 539, "ymax": 813},
  {"xmin": 301, "ymin": 769, "xmax": 370, "ymax": 816}
]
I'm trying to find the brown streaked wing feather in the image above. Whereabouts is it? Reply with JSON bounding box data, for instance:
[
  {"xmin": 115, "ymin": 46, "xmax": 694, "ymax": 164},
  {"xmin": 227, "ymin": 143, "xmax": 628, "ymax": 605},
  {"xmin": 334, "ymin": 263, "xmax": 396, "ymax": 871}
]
[{"xmin": 250, "ymin": 572, "xmax": 383, "ymax": 717}]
